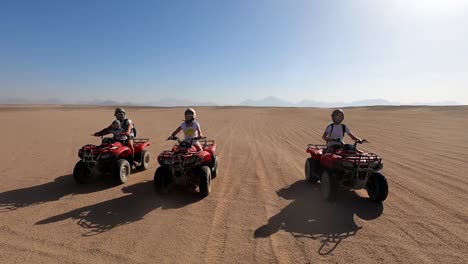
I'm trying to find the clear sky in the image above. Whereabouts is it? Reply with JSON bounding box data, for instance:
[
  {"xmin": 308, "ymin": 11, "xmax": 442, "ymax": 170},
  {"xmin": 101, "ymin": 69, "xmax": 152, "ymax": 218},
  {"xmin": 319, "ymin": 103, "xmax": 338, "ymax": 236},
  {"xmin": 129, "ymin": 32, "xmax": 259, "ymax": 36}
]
[{"xmin": 1, "ymin": 0, "xmax": 467, "ymax": 105}]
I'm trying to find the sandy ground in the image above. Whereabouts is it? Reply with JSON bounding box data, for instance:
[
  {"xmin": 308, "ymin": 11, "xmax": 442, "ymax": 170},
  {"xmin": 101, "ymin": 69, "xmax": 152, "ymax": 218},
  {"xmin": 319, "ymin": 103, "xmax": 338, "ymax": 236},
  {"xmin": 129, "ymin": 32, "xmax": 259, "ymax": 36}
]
[{"xmin": 0, "ymin": 105, "xmax": 467, "ymax": 264}]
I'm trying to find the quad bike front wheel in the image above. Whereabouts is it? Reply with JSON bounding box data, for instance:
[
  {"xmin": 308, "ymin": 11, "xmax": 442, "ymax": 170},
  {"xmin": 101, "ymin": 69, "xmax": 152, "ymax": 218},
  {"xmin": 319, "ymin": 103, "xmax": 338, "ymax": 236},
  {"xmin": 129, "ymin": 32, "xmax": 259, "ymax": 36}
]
[
  {"xmin": 199, "ymin": 166, "xmax": 212, "ymax": 197},
  {"xmin": 73, "ymin": 161, "xmax": 95, "ymax": 184},
  {"xmin": 113, "ymin": 159, "xmax": 131, "ymax": 184},
  {"xmin": 321, "ymin": 170, "xmax": 338, "ymax": 202},
  {"xmin": 154, "ymin": 166, "xmax": 170, "ymax": 194},
  {"xmin": 366, "ymin": 172, "xmax": 388, "ymax": 202},
  {"xmin": 138, "ymin": 150, "xmax": 151, "ymax": 170},
  {"xmin": 305, "ymin": 158, "xmax": 320, "ymax": 183}
]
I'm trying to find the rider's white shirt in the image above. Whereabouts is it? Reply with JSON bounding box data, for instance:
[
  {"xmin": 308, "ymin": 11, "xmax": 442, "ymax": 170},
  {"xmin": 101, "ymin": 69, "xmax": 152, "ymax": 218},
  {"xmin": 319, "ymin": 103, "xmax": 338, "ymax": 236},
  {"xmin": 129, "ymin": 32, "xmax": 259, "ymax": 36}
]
[
  {"xmin": 324, "ymin": 123, "xmax": 351, "ymax": 145},
  {"xmin": 180, "ymin": 121, "xmax": 200, "ymax": 140}
]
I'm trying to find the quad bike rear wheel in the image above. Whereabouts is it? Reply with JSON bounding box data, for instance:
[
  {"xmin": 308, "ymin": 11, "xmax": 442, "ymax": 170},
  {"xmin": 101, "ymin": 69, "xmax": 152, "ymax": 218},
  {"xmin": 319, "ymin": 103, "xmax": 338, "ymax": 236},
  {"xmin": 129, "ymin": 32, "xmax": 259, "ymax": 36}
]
[
  {"xmin": 305, "ymin": 158, "xmax": 320, "ymax": 183},
  {"xmin": 321, "ymin": 170, "xmax": 338, "ymax": 202},
  {"xmin": 138, "ymin": 150, "xmax": 151, "ymax": 170},
  {"xmin": 199, "ymin": 166, "xmax": 211, "ymax": 197},
  {"xmin": 73, "ymin": 161, "xmax": 95, "ymax": 184},
  {"xmin": 366, "ymin": 172, "xmax": 388, "ymax": 202},
  {"xmin": 113, "ymin": 159, "xmax": 131, "ymax": 184}
]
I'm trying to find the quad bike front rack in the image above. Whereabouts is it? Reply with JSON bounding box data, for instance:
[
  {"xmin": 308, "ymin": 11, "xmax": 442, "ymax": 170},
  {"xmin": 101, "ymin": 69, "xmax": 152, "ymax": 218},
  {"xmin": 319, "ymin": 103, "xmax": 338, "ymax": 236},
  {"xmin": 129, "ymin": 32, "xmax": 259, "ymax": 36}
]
[{"xmin": 339, "ymin": 153, "xmax": 383, "ymax": 189}]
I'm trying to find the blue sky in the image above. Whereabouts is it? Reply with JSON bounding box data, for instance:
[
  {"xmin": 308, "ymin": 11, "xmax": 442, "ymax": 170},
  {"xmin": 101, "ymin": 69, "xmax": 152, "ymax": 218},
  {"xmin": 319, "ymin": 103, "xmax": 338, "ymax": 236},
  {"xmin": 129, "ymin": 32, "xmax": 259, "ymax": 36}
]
[{"xmin": 1, "ymin": 0, "xmax": 467, "ymax": 105}]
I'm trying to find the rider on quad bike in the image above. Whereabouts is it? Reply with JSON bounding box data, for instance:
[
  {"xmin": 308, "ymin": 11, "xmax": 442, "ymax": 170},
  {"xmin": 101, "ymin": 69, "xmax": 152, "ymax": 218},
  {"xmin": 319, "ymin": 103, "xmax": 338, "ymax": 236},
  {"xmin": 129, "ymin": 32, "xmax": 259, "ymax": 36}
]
[
  {"xmin": 73, "ymin": 134, "xmax": 150, "ymax": 185},
  {"xmin": 321, "ymin": 109, "xmax": 363, "ymax": 152},
  {"xmin": 305, "ymin": 109, "xmax": 389, "ymax": 203},
  {"xmin": 168, "ymin": 108, "xmax": 204, "ymax": 151},
  {"xmin": 94, "ymin": 107, "xmax": 136, "ymax": 162},
  {"xmin": 154, "ymin": 108, "xmax": 218, "ymax": 197},
  {"xmin": 73, "ymin": 108, "xmax": 150, "ymax": 185}
]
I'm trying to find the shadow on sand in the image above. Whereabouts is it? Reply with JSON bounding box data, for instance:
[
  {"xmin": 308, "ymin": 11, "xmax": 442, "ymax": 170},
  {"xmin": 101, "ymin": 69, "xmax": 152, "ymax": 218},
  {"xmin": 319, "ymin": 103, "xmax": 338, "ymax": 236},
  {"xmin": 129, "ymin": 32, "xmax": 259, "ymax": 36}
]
[
  {"xmin": 0, "ymin": 174, "xmax": 114, "ymax": 212},
  {"xmin": 254, "ymin": 180, "xmax": 384, "ymax": 255},
  {"xmin": 35, "ymin": 182, "xmax": 202, "ymax": 236}
]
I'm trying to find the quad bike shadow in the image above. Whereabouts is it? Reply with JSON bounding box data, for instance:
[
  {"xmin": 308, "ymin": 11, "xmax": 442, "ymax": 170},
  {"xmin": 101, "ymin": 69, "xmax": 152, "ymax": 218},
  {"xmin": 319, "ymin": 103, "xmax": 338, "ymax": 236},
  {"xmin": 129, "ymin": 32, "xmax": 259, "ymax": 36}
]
[
  {"xmin": 35, "ymin": 181, "xmax": 201, "ymax": 236},
  {"xmin": 254, "ymin": 180, "xmax": 383, "ymax": 255},
  {"xmin": 0, "ymin": 174, "xmax": 113, "ymax": 212}
]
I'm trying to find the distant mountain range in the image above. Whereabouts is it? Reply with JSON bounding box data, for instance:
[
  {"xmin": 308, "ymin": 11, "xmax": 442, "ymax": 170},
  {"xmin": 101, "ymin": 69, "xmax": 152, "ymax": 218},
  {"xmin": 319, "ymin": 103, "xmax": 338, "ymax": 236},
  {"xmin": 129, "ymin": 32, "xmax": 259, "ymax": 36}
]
[
  {"xmin": 0, "ymin": 97, "xmax": 218, "ymax": 107},
  {"xmin": 0, "ymin": 96, "xmax": 462, "ymax": 107},
  {"xmin": 238, "ymin": 96, "xmax": 462, "ymax": 107},
  {"xmin": 238, "ymin": 97, "xmax": 403, "ymax": 107}
]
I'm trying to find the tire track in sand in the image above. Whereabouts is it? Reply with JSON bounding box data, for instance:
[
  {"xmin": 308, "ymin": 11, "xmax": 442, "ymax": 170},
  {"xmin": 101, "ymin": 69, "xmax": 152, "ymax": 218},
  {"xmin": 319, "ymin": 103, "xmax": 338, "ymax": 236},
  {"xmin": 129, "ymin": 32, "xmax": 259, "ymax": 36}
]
[{"xmin": 203, "ymin": 118, "xmax": 247, "ymax": 264}]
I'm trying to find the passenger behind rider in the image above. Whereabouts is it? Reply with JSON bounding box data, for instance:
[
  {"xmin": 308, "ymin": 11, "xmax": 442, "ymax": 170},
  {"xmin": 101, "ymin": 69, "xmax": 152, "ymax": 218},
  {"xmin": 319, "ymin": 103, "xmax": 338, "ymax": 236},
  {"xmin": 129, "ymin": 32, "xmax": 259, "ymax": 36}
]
[
  {"xmin": 168, "ymin": 108, "xmax": 204, "ymax": 151},
  {"xmin": 321, "ymin": 109, "xmax": 364, "ymax": 153}
]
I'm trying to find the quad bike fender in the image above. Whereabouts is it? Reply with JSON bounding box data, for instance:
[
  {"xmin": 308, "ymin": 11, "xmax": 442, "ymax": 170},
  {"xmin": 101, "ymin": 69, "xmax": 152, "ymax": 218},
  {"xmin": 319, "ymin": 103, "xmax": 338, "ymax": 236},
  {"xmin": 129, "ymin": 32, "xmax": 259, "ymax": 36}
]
[
  {"xmin": 309, "ymin": 150, "xmax": 323, "ymax": 160},
  {"xmin": 320, "ymin": 153, "xmax": 341, "ymax": 170},
  {"xmin": 115, "ymin": 147, "xmax": 133, "ymax": 159},
  {"xmin": 306, "ymin": 146, "xmax": 324, "ymax": 159},
  {"xmin": 198, "ymin": 151, "xmax": 212, "ymax": 165},
  {"xmin": 134, "ymin": 141, "xmax": 150, "ymax": 152},
  {"xmin": 204, "ymin": 144, "xmax": 216, "ymax": 156}
]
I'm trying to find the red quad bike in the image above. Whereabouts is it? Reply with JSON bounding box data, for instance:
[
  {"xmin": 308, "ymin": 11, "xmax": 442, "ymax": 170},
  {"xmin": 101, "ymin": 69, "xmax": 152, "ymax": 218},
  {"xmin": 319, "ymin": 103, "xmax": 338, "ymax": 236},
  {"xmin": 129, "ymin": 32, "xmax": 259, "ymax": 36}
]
[
  {"xmin": 73, "ymin": 137, "xmax": 151, "ymax": 185},
  {"xmin": 154, "ymin": 136, "xmax": 218, "ymax": 197},
  {"xmin": 305, "ymin": 140, "xmax": 388, "ymax": 203}
]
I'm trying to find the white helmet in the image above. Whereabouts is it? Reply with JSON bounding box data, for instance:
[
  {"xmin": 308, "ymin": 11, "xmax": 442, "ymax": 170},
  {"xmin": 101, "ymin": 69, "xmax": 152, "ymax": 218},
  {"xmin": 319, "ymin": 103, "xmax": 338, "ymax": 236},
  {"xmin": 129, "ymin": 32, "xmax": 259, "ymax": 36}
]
[
  {"xmin": 331, "ymin": 109, "xmax": 344, "ymax": 123},
  {"xmin": 184, "ymin": 108, "xmax": 196, "ymax": 119}
]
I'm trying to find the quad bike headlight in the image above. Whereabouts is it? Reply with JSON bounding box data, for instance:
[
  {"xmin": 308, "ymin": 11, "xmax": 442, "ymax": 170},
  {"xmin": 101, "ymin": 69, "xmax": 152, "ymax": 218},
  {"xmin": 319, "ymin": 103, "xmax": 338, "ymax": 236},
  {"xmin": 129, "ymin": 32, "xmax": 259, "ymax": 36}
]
[
  {"xmin": 341, "ymin": 160, "xmax": 355, "ymax": 169},
  {"xmin": 184, "ymin": 156, "xmax": 199, "ymax": 165},
  {"xmin": 99, "ymin": 152, "xmax": 112, "ymax": 160}
]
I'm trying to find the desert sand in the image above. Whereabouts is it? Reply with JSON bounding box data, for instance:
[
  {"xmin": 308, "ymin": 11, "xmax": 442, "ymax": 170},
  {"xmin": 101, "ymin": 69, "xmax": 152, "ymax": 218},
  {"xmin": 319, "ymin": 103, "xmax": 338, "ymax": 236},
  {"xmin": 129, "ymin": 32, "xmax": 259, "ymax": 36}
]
[{"xmin": 0, "ymin": 105, "xmax": 467, "ymax": 263}]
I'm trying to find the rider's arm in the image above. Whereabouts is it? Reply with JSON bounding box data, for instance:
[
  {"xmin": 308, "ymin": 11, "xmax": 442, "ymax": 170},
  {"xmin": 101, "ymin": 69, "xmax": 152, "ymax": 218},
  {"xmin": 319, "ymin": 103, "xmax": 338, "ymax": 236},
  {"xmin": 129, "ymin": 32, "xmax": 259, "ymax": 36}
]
[
  {"xmin": 347, "ymin": 131, "xmax": 361, "ymax": 142},
  {"xmin": 322, "ymin": 125, "xmax": 331, "ymax": 142},
  {"xmin": 321, "ymin": 131, "xmax": 330, "ymax": 142},
  {"xmin": 197, "ymin": 123, "xmax": 203, "ymax": 137},
  {"xmin": 345, "ymin": 126, "xmax": 361, "ymax": 142},
  {"xmin": 94, "ymin": 126, "xmax": 112, "ymax": 136},
  {"xmin": 170, "ymin": 126, "xmax": 182, "ymax": 138}
]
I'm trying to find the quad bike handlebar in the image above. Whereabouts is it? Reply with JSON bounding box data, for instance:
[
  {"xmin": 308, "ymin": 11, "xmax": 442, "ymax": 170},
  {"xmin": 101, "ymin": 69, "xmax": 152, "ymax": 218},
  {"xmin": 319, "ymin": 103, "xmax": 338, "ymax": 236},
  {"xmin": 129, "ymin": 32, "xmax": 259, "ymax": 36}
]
[
  {"xmin": 328, "ymin": 138, "xmax": 369, "ymax": 147},
  {"xmin": 329, "ymin": 138, "xmax": 368, "ymax": 143},
  {"xmin": 355, "ymin": 138, "xmax": 369, "ymax": 145}
]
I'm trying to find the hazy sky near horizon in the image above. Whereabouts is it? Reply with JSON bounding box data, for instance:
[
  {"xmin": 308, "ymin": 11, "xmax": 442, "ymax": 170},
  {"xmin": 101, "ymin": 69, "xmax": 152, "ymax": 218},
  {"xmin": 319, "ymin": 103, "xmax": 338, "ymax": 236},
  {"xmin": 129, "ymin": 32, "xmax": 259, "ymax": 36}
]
[{"xmin": 1, "ymin": 0, "xmax": 467, "ymax": 105}]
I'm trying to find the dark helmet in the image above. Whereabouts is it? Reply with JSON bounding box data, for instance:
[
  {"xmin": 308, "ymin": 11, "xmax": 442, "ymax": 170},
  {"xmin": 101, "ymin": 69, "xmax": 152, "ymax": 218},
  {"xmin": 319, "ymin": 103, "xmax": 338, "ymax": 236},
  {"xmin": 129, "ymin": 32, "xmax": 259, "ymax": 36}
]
[
  {"xmin": 331, "ymin": 109, "xmax": 344, "ymax": 123},
  {"xmin": 184, "ymin": 108, "xmax": 196, "ymax": 119},
  {"xmin": 115, "ymin": 107, "xmax": 126, "ymax": 115}
]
